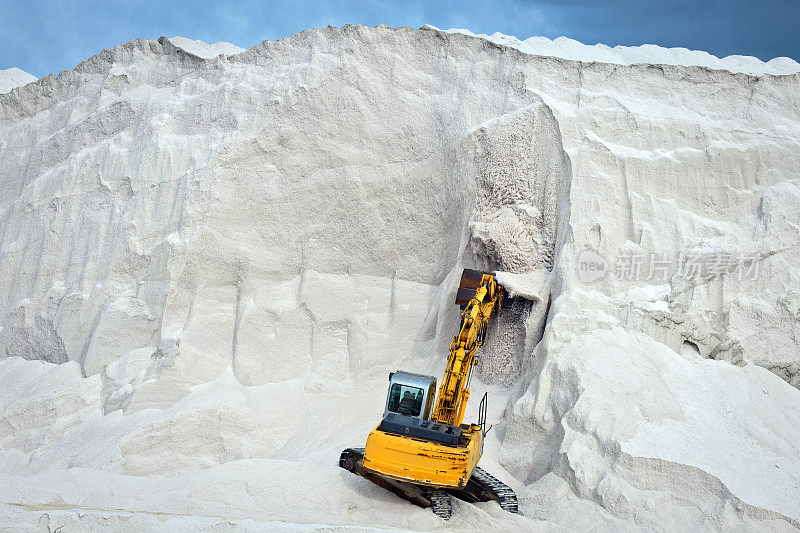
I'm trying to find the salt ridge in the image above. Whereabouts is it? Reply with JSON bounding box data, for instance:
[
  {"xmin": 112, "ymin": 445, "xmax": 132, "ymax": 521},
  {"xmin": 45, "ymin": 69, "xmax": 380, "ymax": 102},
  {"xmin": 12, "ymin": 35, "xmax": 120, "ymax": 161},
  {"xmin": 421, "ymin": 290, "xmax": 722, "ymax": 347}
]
[
  {"xmin": 0, "ymin": 67, "xmax": 37, "ymax": 94},
  {"xmin": 167, "ymin": 36, "xmax": 245, "ymax": 59},
  {"xmin": 436, "ymin": 26, "xmax": 800, "ymax": 76}
]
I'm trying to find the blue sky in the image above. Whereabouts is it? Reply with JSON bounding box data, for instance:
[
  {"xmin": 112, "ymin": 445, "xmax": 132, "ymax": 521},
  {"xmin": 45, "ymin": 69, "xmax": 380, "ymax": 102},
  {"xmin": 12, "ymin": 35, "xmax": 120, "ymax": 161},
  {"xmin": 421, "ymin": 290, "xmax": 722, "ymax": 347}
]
[{"xmin": 2, "ymin": 0, "xmax": 799, "ymax": 78}]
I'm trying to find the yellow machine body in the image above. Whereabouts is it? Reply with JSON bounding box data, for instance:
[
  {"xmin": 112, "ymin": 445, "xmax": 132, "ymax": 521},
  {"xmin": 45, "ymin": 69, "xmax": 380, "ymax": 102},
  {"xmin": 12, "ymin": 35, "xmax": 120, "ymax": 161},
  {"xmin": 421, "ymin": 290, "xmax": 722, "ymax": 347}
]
[
  {"xmin": 361, "ymin": 270, "xmax": 502, "ymax": 489},
  {"xmin": 362, "ymin": 423, "xmax": 483, "ymax": 488}
]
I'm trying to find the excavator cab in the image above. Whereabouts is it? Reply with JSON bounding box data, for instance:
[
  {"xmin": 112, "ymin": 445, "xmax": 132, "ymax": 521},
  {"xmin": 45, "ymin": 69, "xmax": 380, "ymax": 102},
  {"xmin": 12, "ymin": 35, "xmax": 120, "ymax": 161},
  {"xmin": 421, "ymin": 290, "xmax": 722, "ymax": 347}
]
[{"xmin": 384, "ymin": 371, "xmax": 437, "ymax": 420}]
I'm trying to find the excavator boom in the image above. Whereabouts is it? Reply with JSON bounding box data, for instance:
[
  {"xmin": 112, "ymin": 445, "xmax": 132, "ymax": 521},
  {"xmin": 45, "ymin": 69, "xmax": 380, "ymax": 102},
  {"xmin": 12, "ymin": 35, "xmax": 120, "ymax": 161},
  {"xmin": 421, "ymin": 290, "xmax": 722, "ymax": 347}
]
[{"xmin": 432, "ymin": 270, "xmax": 502, "ymax": 426}]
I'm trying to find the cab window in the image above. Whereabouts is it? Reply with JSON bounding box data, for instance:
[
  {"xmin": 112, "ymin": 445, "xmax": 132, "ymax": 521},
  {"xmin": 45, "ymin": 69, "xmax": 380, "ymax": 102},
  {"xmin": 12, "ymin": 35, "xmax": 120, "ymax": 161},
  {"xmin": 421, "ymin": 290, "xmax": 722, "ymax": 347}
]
[
  {"xmin": 425, "ymin": 383, "xmax": 436, "ymax": 418},
  {"xmin": 387, "ymin": 383, "xmax": 424, "ymax": 417}
]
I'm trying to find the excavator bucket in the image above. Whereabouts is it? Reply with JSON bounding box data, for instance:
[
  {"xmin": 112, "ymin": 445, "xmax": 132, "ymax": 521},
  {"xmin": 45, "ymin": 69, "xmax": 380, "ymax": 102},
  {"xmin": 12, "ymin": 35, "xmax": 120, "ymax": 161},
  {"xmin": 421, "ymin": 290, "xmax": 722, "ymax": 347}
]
[
  {"xmin": 454, "ymin": 268, "xmax": 485, "ymax": 306},
  {"xmin": 455, "ymin": 268, "xmax": 514, "ymax": 309}
]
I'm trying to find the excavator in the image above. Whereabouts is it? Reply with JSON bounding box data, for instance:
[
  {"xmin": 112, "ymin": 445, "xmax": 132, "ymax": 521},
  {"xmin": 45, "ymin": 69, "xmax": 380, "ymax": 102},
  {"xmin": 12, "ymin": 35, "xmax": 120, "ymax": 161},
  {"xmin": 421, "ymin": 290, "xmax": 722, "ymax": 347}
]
[{"xmin": 339, "ymin": 269, "xmax": 519, "ymax": 519}]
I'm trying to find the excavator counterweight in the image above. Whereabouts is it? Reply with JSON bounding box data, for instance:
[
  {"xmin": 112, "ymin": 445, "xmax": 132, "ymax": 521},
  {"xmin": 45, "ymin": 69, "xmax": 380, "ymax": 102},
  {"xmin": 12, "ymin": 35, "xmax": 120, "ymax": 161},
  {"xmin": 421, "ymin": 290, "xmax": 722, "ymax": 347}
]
[{"xmin": 339, "ymin": 269, "xmax": 519, "ymax": 520}]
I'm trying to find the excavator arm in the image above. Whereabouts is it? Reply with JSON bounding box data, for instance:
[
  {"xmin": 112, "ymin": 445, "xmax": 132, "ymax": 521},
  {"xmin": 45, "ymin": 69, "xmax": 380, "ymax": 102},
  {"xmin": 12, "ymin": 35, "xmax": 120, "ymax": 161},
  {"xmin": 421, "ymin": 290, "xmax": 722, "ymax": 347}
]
[{"xmin": 432, "ymin": 270, "xmax": 502, "ymax": 426}]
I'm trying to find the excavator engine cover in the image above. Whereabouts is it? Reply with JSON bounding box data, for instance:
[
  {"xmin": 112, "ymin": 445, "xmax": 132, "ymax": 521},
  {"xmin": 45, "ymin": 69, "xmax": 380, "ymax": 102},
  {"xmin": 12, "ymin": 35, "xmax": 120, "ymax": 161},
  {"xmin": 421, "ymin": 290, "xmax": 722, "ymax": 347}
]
[
  {"xmin": 362, "ymin": 422, "xmax": 482, "ymax": 489},
  {"xmin": 377, "ymin": 413, "xmax": 463, "ymax": 445}
]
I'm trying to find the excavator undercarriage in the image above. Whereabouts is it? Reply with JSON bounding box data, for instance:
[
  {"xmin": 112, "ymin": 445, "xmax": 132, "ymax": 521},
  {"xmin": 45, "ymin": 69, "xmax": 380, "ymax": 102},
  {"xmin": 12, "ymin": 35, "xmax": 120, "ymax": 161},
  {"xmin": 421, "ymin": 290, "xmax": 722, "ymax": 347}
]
[{"xmin": 339, "ymin": 447, "xmax": 518, "ymax": 520}]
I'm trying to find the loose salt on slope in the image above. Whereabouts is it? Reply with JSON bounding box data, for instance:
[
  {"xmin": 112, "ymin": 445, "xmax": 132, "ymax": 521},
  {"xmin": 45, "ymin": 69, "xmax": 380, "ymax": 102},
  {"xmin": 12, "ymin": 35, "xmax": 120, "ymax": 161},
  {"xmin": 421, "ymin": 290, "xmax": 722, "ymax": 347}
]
[
  {"xmin": 0, "ymin": 67, "xmax": 37, "ymax": 94},
  {"xmin": 494, "ymin": 270, "xmax": 549, "ymax": 302},
  {"xmin": 168, "ymin": 36, "xmax": 245, "ymax": 58},
  {"xmin": 435, "ymin": 27, "xmax": 800, "ymax": 76}
]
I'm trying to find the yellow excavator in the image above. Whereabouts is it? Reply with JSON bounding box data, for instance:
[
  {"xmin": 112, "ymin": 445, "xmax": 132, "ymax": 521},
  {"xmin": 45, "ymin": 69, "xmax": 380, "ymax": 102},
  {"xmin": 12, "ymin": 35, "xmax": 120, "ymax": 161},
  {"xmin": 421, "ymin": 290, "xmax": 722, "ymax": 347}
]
[{"xmin": 340, "ymin": 269, "xmax": 519, "ymax": 519}]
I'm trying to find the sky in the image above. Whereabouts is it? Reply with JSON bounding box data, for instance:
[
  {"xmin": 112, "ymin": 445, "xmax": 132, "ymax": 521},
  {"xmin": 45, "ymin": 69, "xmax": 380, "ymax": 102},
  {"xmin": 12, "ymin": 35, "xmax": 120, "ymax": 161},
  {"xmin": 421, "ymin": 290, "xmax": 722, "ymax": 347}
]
[{"xmin": 2, "ymin": 0, "xmax": 799, "ymax": 78}]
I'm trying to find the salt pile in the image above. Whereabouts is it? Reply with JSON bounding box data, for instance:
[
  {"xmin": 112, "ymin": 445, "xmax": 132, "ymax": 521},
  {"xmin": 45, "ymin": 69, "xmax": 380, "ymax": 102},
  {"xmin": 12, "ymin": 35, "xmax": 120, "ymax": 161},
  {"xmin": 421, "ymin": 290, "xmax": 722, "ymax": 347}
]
[
  {"xmin": 0, "ymin": 68, "xmax": 37, "ymax": 94},
  {"xmin": 0, "ymin": 25, "xmax": 799, "ymax": 531}
]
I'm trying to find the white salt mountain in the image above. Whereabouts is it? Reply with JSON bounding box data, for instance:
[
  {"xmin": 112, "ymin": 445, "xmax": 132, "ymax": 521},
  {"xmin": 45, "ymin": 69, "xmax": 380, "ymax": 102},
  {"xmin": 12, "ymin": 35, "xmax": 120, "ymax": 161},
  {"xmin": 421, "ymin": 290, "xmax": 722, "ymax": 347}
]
[
  {"xmin": 0, "ymin": 67, "xmax": 37, "ymax": 94},
  {"xmin": 0, "ymin": 25, "xmax": 799, "ymax": 531}
]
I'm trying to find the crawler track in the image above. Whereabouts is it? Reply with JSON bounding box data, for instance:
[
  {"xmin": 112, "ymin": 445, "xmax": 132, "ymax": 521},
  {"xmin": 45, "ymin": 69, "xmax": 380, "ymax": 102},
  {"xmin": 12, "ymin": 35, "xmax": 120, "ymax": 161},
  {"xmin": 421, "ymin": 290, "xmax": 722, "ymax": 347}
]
[
  {"xmin": 428, "ymin": 490, "xmax": 452, "ymax": 520},
  {"xmin": 470, "ymin": 466, "xmax": 519, "ymax": 514}
]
